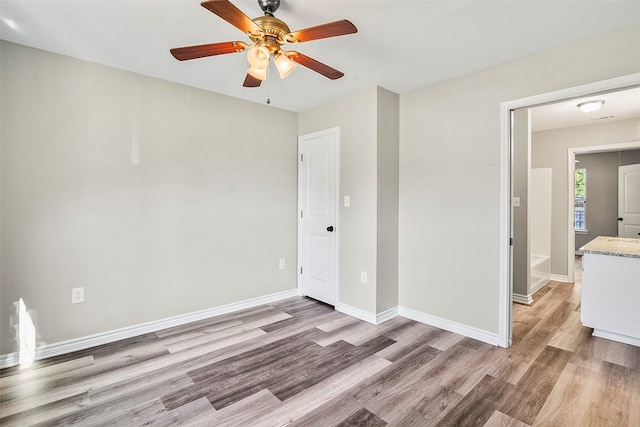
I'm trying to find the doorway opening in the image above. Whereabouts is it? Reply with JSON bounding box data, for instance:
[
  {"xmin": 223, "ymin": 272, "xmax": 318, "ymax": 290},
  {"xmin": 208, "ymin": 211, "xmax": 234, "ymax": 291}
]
[
  {"xmin": 568, "ymin": 142, "xmax": 640, "ymax": 277},
  {"xmin": 498, "ymin": 72, "xmax": 640, "ymax": 348}
]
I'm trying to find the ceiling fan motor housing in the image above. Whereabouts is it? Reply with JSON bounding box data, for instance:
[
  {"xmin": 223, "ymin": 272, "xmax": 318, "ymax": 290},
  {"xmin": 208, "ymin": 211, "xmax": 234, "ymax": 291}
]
[
  {"xmin": 258, "ymin": 0, "xmax": 280, "ymax": 15},
  {"xmin": 252, "ymin": 15, "xmax": 290, "ymax": 52}
]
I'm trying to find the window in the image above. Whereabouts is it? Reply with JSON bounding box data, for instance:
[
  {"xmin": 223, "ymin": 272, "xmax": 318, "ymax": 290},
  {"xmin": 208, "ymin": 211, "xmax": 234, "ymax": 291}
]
[{"xmin": 574, "ymin": 168, "xmax": 586, "ymax": 231}]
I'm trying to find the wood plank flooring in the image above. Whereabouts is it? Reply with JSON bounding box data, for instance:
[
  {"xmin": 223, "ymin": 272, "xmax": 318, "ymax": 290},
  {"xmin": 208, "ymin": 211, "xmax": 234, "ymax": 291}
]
[{"xmin": 2, "ymin": 262, "xmax": 640, "ymax": 426}]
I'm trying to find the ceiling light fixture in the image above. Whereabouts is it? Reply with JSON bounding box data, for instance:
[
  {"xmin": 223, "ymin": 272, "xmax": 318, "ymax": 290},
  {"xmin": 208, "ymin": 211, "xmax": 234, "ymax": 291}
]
[
  {"xmin": 247, "ymin": 65, "xmax": 267, "ymax": 81},
  {"xmin": 274, "ymin": 53, "xmax": 297, "ymax": 79},
  {"xmin": 246, "ymin": 42, "xmax": 298, "ymax": 82},
  {"xmin": 170, "ymin": 0, "xmax": 358, "ymax": 89},
  {"xmin": 246, "ymin": 43, "xmax": 270, "ymax": 70},
  {"xmin": 577, "ymin": 100, "xmax": 605, "ymax": 113}
]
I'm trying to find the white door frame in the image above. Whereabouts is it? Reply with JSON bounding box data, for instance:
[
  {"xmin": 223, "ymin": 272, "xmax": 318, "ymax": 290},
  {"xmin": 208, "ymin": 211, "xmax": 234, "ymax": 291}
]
[
  {"xmin": 499, "ymin": 72, "xmax": 640, "ymax": 348},
  {"xmin": 297, "ymin": 127, "xmax": 341, "ymax": 305}
]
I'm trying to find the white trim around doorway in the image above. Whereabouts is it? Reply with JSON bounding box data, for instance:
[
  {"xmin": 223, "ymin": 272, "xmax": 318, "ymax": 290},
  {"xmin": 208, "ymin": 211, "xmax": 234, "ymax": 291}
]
[{"xmin": 499, "ymin": 72, "xmax": 640, "ymax": 348}]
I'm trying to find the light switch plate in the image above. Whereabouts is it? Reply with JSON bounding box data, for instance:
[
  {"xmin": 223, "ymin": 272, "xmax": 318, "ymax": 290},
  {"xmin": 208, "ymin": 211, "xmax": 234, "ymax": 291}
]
[{"xmin": 344, "ymin": 196, "xmax": 350, "ymax": 208}]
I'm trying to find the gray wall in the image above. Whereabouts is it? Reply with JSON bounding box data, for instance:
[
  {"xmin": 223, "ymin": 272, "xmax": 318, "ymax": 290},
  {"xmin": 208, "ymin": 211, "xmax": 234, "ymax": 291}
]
[
  {"xmin": 298, "ymin": 87, "xmax": 400, "ymax": 316},
  {"xmin": 574, "ymin": 150, "xmax": 640, "ymax": 250},
  {"xmin": 512, "ymin": 109, "xmax": 531, "ymax": 297},
  {"xmin": 376, "ymin": 88, "xmax": 400, "ymax": 313},
  {"xmin": 299, "ymin": 88, "xmax": 379, "ymax": 314},
  {"xmin": 1, "ymin": 41, "xmax": 298, "ymax": 354},
  {"xmin": 3, "ymin": 22, "xmax": 640, "ymax": 355},
  {"xmin": 399, "ymin": 24, "xmax": 640, "ymax": 334},
  {"xmin": 531, "ymin": 118, "xmax": 640, "ymax": 278}
]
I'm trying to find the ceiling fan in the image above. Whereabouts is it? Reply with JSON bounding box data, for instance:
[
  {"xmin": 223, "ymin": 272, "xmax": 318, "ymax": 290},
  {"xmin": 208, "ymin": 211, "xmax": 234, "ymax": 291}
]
[{"xmin": 170, "ymin": 0, "xmax": 357, "ymax": 87}]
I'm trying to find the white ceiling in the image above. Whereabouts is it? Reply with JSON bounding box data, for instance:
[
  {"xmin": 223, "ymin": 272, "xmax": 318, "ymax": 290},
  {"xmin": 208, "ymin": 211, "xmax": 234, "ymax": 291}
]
[
  {"xmin": 1, "ymin": 0, "xmax": 640, "ymax": 114},
  {"xmin": 531, "ymin": 86, "xmax": 640, "ymax": 132}
]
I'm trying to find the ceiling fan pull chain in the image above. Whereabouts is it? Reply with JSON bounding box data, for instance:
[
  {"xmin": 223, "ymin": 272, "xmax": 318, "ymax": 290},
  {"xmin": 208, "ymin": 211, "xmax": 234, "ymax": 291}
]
[{"xmin": 266, "ymin": 64, "xmax": 271, "ymax": 104}]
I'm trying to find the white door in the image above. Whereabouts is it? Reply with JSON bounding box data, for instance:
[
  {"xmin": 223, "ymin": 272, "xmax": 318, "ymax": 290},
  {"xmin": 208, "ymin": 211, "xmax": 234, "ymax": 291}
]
[
  {"xmin": 619, "ymin": 163, "xmax": 640, "ymax": 238},
  {"xmin": 298, "ymin": 128, "xmax": 339, "ymax": 305}
]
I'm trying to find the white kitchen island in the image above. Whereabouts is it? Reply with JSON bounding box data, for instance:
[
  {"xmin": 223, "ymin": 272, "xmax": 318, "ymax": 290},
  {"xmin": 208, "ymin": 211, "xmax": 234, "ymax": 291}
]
[{"xmin": 581, "ymin": 236, "xmax": 640, "ymax": 347}]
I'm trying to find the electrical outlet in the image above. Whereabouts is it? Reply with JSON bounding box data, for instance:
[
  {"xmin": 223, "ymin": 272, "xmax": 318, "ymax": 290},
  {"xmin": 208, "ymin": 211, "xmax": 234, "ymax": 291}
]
[
  {"xmin": 360, "ymin": 271, "xmax": 367, "ymax": 284},
  {"xmin": 71, "ymin": 287, "xmax": 84, "ymax": 304},
  {"xmin": 278, "ymin": 259, "xmax": 286, "ymax": 270}
]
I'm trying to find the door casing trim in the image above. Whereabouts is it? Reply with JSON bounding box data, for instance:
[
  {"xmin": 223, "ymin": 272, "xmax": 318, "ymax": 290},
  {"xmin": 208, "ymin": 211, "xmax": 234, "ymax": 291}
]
[{"xmin": 499, "ymin": 72, "xmax": 640, "ymax": 348}]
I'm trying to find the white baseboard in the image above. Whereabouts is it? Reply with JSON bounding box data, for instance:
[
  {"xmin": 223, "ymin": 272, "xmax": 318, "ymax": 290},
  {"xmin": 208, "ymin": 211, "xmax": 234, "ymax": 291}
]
[
  {"xmin": 513, "ymin": 278, "xmax": 551, "ymax": 305},
  {"xmin": 335, "ymin": 303, "xmax": 399, "ymax": 325},
  {"xmin": 549, "ymin": 274, "xmax": 570, "ymax": 283},
  {"xmin": 530, "ymin": 278, "xmax": 549, "ymax": 295},
  {"xmin": 398, "ymin": 306, "xmax": 500, "ymax": 347},
  {"xmin": 336, "ymin": 303, "xmax": 501, "ymax": 348},
  {"xmin": 336, "ymin": 303, "xmax": 377, "ymax": 324},
  {"xmin": 0, "ymin": 289, "xmax": 298, "ymax": 370},
  {"xmin": 1, "ymin": 292, "xmax": 503, "ymax": 369},
  {"xmin": 512, "ymin": 293, "xmax": 533, "ymax": 305},
  {"xmin": 376, "ymin": 306, "xmax": 399, "ymax": 324}
]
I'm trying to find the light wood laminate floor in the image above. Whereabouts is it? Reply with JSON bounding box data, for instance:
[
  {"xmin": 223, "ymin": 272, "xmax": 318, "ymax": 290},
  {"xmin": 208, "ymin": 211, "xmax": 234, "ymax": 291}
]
[{"xmin": 2, "ymin": 264, "xmax": 640, "ymax": 426}]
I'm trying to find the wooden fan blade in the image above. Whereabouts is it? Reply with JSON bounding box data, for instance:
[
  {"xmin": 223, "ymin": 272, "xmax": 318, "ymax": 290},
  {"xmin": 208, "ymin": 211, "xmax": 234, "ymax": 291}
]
[
  {"xmin": 287, "ymin": 52, "xmax": 344, "ymax": 80},
  {"xmin": 243, "ymin": 73, "xmax": 262, "ymax": 87},
  {"xmin": 201, "ymin": 0, "xmax": 262, "ymax": 36},
  {"xmin": 286, "ymin": 20, "xmax": 357, "ymax": 43},
  {"xmin": 170, "ymin": 41, "xmax": 247, "ymax": 61}
]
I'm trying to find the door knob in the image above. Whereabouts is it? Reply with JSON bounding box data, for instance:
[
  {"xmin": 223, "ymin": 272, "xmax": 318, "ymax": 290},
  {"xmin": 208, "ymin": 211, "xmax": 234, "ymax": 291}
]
[
  {"xmin": 327, "ymin": 226, "xmax": 334, "ymax": 232},
  {"xmin": 618, "ymin": 217, "xmax": 624, "ymax": 221}
]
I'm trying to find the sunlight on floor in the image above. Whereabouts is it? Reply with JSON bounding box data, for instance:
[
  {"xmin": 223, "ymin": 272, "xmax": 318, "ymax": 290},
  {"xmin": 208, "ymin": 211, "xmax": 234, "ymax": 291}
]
[{"xmin": 15, "ymin": 298, "xmax": 36, "ymax": 367}]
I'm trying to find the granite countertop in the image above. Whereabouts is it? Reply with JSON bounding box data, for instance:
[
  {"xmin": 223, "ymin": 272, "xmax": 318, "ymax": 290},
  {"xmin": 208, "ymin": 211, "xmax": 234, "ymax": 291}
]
[{"xmin": 581, "ymin": 236, "xmax": 640, "ymax": 259}]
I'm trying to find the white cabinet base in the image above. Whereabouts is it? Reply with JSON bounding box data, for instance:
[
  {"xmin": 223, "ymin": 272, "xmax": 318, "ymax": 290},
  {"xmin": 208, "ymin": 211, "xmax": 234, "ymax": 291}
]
[{"xmin": 581, "ymin": 252, "xmax": 640, "ymax": 347}]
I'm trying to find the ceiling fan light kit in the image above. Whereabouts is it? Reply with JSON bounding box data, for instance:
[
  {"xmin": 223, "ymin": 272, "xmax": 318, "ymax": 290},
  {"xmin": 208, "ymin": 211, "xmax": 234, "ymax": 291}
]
[
  {"xmin": 170, "ymin": 0, "xmax": 357, "ymax": 88},
  {"xmin": 246, "ymin": 43, "xmax": 270, "ymax": 69},
  {"xmin": 274, "ymin": 53, "xmax": 297, "ymax": 79},
  {"xmin": 247, "ymin": 65, "xmax": 267, "ymax": 81}
]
